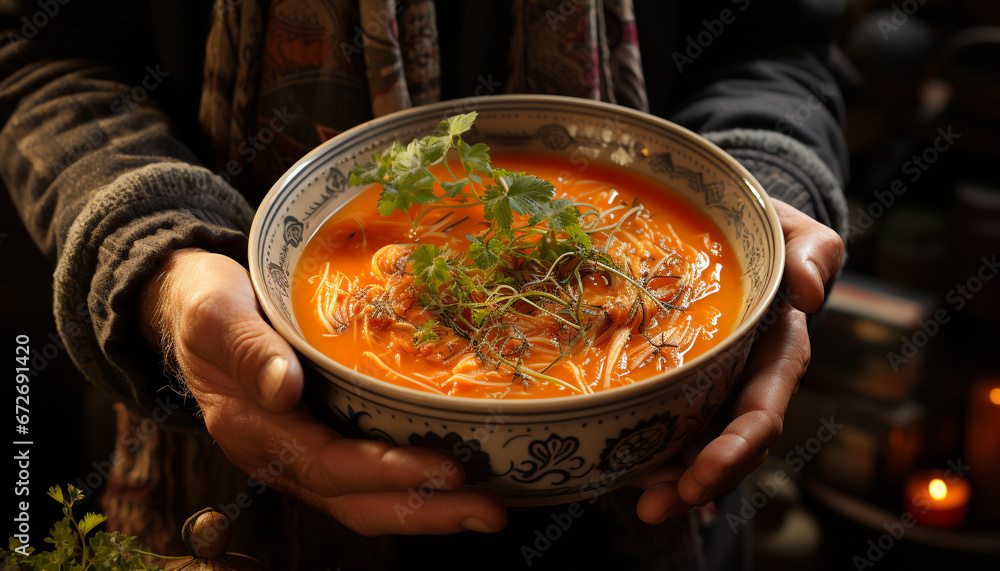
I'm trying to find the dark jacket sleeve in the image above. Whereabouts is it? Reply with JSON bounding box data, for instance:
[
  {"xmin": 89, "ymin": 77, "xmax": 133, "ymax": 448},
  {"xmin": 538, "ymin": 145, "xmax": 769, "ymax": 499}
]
[
  {"xmin": 641, "ymin": 0, "xmax": 849, "ymax": 238},
  {"xmin": 0, "ymin": 1, "xmax": 251, "ymax": 424}
]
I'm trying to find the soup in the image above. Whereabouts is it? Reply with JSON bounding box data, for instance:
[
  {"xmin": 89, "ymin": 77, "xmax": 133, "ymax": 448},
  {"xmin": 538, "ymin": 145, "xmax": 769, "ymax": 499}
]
[{"xmin": 292, "ymin": 153, "xmax": 743, "ymax": 399}]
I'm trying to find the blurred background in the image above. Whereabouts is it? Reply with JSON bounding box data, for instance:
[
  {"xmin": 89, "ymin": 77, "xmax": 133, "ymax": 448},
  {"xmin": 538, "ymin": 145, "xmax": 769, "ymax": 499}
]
[
  {"xmin": 3, "ymin": 0, "xmax": 999, "ymax": 569},
  {"xmin": 748, "ymin": 0, "xmax": 1000, "ymax": 569}
]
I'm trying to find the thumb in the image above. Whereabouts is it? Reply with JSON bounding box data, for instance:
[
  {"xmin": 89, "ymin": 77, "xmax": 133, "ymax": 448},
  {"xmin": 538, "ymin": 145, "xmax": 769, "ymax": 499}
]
[
  {"xmin": 772, "ymin": 199, "xmax": 844, "ymax": 313},
  {"xmin": 165, "ymin": 250, "xmax": 305, "ymax": 413},
  {"xmin": 219, "ymin": 314, "xmax": 305, "ymax": 414}
]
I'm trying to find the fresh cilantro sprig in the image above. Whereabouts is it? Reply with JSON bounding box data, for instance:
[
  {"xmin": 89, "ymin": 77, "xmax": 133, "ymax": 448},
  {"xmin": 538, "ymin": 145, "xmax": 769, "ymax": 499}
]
[
  {"xmin": 350, "ymin": 113, "xmax": 584, "ymax": 238},
  {"xmin": 1, "ymin": 485, "xmax": 175, "ymax": 570},
  {"xmin": 351, "ymin": 113, "xmax": 493, "ymax": 228},
  {"xmin": 349, "ymin": 113, "xmax": 687, "ymax": 392}
]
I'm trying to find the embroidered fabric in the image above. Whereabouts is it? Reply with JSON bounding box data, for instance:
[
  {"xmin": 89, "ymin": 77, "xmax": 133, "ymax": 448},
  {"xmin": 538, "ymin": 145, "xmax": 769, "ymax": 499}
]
[{"xmin": 198, "ymin": 0, "xmax": 647, "ymax": 198}]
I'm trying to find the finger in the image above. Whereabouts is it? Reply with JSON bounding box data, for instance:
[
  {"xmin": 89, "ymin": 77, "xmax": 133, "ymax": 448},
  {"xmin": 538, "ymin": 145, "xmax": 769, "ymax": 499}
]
[
  {"xmin": 632, "ymin": 463, "xmax": 689, "ymax": 524},
  {"xmin": 772, "ymin": 199, "xmax": 844, "ymax": 313},
  {"xmin": 200, "ymin": 399, "xmax": 499, "ymax": 536},
  {"xmin": 731, "ymin": 305, "xmax": 809, "ymax": 421},
  {"xmin": 170, "ymin": 251, "xmax": 304, "ymax": 413},
  {"xmin": 200, "ymin": 403, "xmax": 467, "ymax": 498},
  {"xmin": 675, "ymin": 405, "xmax": 733, "ymax": 468},
  {"xmin": 676, "ymin": 308, "xmax": 809, "ymax": 505},
  {"xmin": 675, "ymin": 413, "xmax": 775, "ymax": 505},
  {"xmin": 319, "ymin": 488, "xmax": 509, "ymax": 536},
  {"xmin": 631, "ymin": 413, "xmax": 730, "ymax": 522},
  {"xmin": 635, "ymin": 481, "xmax": 689, "ymax": 525}
]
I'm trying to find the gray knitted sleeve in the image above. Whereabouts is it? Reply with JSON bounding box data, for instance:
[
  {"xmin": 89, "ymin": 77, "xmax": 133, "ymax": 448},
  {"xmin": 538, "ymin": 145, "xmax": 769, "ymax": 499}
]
[
  {"xmin": 1, "ymin": 6, "xmax": 253, "ymax": 424},
  {"xmin": 705, "ymin": 129, "xmax": 848, "ymax": 239},
  {"xmin": 53, "ymin": 164, "xmax": 253, "ymax": 424}
]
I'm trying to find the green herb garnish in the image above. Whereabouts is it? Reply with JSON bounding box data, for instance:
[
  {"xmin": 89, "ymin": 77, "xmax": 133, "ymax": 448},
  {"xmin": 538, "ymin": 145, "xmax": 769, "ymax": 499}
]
[
  {"xmin": 350, "ymin": 113, "xmax": 687, "ymax": 392},
  {"xmin": 2, "ymin": 485, "xmax": 176, "ymax": 570}
]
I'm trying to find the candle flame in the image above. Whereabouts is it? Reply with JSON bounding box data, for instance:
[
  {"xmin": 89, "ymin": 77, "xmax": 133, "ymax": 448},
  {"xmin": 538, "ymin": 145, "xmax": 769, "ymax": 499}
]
[
  {"xmin": 929, "ymin": 478, "xmax": 948, "ymax": 500},
  {"xmin": 990, "ymin": 388, "xmax": 1000, "ymax": 405}
]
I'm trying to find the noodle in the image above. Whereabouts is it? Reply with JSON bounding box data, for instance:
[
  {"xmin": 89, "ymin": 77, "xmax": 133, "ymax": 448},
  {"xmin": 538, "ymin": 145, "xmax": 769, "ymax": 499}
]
[{"xmin": 292, "ymin": 153, "xmax": 742, "ymax": 399}]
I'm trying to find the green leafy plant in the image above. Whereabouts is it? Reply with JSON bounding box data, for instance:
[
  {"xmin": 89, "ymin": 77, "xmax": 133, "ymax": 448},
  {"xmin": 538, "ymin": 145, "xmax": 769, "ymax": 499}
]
[
  {"xmin": 349, "ymin": 113, "xmax": 689, "ymax": 392},
  {"xmin": 2, "ymin": 485, "xmax": 166, "ymax": 570}
]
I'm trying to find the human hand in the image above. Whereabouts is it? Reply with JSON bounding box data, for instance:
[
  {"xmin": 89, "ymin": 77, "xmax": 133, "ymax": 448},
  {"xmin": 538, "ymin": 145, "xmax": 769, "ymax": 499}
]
[
  {"xmin": 633, "ymin": 199, "xmax": 844, "ymax": 523},
  {"xmin": 138, "ymin": 248, "xmax": 508, "ymax": 536}
]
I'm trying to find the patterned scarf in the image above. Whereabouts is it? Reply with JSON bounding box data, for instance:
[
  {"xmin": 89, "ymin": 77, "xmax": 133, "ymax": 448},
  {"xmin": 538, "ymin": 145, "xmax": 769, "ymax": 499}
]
[{"xmin": 198, "ymin": 0, "xmax": 647, "ymax": 200}]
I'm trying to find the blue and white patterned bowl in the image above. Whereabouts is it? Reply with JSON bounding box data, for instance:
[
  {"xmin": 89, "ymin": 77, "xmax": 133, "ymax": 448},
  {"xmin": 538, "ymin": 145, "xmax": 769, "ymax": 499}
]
[{"xmin": 248, "ymin": 95, "xmax": 784, "ymax": 506}]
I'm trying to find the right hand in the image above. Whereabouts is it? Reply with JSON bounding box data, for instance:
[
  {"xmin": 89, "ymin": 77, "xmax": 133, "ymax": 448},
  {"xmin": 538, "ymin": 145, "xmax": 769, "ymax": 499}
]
[
  {"xmin": 632, "ymin": 199, "xmax": 844, "ymax": 523},
  {"xmin": 138, "ymin": 248, "xmax": 508, "ymax": 536}
]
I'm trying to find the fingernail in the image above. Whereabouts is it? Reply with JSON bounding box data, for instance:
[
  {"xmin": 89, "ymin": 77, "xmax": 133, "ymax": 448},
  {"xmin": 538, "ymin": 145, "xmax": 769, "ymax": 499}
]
[
  {"xmin": 461, "ymin": 517, "xmax": 497, "ymax": 533},
  {"xmin": 258, "ymin": 356, "xmax": 288, "ymax": 405}
]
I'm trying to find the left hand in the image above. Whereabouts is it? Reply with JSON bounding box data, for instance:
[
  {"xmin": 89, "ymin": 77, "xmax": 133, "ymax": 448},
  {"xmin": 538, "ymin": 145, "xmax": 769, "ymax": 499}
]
[
  {"xmin": 632, "ymin": 198, "xmax": 844, "ymax": 524},
  {"xmin": 138, "ymin": 249, "xmax": 508, "ymax": 536}
]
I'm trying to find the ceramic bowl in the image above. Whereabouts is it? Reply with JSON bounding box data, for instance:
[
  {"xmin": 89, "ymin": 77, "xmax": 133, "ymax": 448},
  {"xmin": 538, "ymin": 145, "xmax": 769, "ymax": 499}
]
[{"xmin": 248, "ymin": 95, "xmax": 784, "ymax": 506}]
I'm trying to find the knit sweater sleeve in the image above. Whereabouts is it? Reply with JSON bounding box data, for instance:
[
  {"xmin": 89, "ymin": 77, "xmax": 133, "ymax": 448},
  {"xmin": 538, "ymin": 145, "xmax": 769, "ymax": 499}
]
[
  {"xmin": 662, "ymin": 0, "xmax": 849, "ymax": 239},
  {"xmin": 1, "ymin": 1, "xmax": 251, "ymax": 424}
]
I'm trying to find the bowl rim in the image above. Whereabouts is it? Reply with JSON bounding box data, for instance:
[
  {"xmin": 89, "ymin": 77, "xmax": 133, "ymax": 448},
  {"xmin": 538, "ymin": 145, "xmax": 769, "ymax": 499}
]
[{"xmin": 249, "ymin": 94, "xmax": 785, "ymax": 415}]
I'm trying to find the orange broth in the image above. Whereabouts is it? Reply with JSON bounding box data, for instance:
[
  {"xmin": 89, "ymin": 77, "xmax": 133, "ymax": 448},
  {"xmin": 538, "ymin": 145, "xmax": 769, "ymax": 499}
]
[{"xmin": 293, "ymin": 153, "xmax": 743, "ymax": 399}]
